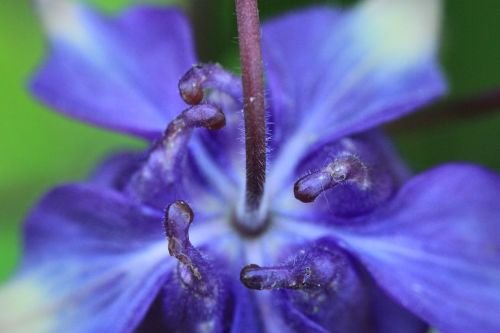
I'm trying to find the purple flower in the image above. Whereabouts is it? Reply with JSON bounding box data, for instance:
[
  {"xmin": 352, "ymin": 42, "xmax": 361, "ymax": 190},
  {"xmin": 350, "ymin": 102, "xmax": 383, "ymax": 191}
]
[{"xmin": 1, "ymin": 1, "xmax": 500, "ymax": 333}]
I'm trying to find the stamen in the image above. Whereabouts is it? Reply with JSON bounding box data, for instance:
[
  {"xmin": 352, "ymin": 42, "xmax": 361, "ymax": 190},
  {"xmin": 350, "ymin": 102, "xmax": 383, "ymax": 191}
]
[
  {"xmin": 164, "ymin": 201, "xmax": 217, "ymax": 297},
  {"xmin": 240, "ymin": 264, "xmax": 304, "ymax": 290},
  {"xmin": 240, "ymin": 247, "xmax": 340, "ymax": 291},
  {"xmin": 292, "ymin": 137, "xmax": 397, "ymax": 217},
  {"xmin": 257, "ymin": 244, "xmax": 370, "ymax": 331},
  {"xmin": 162, "ymin": 104, "xmax": 225, "ymax": 181},
  {"xmin": 179, "ymin": 63, "xmax": 242, "ymax": 105},
  {"xmin": 294, "ymin": 153, "xmax": 369, "ymax": 203},
  {"xmin": 164, "ymin": 201, "xmax": 203, "ymax": 280},
  {"xmin": 168, "ymin": 104, "xmax": 226, "ymax": 132},
  {"xmin": 127, "ymin": 104, "xmax": 225, "ymax": 204},
  {"xmin": 154, "ymin": 201, "xmax": 227, "ymax": 333}
]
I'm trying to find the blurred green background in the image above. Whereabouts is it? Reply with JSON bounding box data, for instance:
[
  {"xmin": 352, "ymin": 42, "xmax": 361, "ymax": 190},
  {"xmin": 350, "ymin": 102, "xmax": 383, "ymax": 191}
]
[{"xmin": 0, "ymin": 0, "xmax": 499, "ymax": 282}]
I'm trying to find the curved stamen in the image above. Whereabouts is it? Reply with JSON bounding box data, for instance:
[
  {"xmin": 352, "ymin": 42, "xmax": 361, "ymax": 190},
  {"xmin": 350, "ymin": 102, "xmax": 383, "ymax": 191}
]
[
  {"xmin": 165, "ymin": 201, "xmax": 203, "ymax": 280},
  {"xmin": 179, "ymin": 63, "xmax": 242, "ymax": 105},
  {"xmin": 127, "ymin": 104, "xmax": 225, "ymax": 202},
  {"xmin": 240, "ymin": 247, "xmax": 341, "ymax": 291},
  {"xmin": 294, "ymin": 153, "xmax": 369, "ymax": 203},
  {"xmin": 161, "ymin": 103, "xmax": 224, "ymax": 184},
  {"xmin": 164, "ymin": 200, "xmax": 219, "ymax": 298}
]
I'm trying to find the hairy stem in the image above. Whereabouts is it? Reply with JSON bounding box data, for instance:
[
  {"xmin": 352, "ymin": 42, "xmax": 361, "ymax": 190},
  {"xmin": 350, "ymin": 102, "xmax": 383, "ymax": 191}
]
[{"xmin": 235, "ymin": 0, "xmax": 267, "ymax": 212}]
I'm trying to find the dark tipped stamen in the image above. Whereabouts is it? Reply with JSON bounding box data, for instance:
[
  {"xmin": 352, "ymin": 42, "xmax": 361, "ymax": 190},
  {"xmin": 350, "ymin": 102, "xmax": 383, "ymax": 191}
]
[
  {"xmin": 165, "ymin": 201, "xmax": 218, "ymax": 297},
  {"xmin": 161, "ymin": 104, "xmax": 225, "ymax": 183},
  {"xmin": 165, "ymin": 201, "xmax": 202, "ymax": 280},
  {"xmin": 294, "ymin": 171, "xmax": 339, "ymax": 204},
  {"xmin": 240, "ymin": 247, "xmax": 341, "ymax": 291},
  {"xmin": 169, "ymin": 104, "xmax": 226, "ymax": 132},
  {"xmin": 127, "ymin": 104, "xmax": 225, "ymax": 197},
  {"xmin": 236, "ymin": 0, "xmax": 267, "ymax": 212},
  {"xmin": 179, "ymin": 64, "xmax": 242, "ymax": 105},
  {"xmin": 240, "ymin": 264, "xmax": 299, "ymax": 290},
  {"xmin": 294, "ymin": 154, "xmax": 369, "ymax": 203}
]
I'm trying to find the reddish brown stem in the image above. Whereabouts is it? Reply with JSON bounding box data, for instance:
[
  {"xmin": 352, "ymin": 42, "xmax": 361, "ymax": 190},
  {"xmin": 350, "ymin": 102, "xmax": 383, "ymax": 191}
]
[{"xmin": 235, "ymin": 0, "xmax": 267, "ymax": 211}]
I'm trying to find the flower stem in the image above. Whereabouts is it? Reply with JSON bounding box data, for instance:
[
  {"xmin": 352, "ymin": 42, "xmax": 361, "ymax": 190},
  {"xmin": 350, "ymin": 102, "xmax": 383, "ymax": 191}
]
[
  {"xmin": 235, "ymin": 0, "xmax": 267, "ymax": 212},
  {"xmin": 387, "ymin": 88, "xmax": 500, "ymax": 133}
]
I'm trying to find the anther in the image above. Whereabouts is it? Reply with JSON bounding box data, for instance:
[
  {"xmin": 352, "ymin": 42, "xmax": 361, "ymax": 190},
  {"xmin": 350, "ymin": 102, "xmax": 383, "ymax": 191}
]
[
  {"xmin": 166, "ymin": 104, "xmax": 226, "ymax": 134},
  {"xmin": 240, "ymin": 264, "xmax": 294, "ymax": 290},
  {"xmin": 294, "ymin": 153, "xmax": 369, "ymax": 203},
  {"xmin": 240, "ymin": 247, "xmax": 340, "ymax": 291},
  {"xmin": 179, "ymin": 64, "xmax": 242, "ymax": 105}
]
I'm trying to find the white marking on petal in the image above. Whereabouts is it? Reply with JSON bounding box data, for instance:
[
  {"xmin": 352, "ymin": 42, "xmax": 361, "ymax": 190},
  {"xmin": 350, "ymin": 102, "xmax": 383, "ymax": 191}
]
[
  {"xmin": 36, "ymin": 0, "xmax": 94, "ymax": 51},
  {"xmin": 189, "ymin": 137, "xmax": 237, "ymax": 200},
  {"xmin": 0, "ymin": 242, "xmax": 171, "ymax": 333},
  {"xmin": 0, "ymin": 280, "xmax": 53, "ymax": 333},
  {"xmin": 357, "ymin": 0, "xmax": 442, "ymax": 66}
]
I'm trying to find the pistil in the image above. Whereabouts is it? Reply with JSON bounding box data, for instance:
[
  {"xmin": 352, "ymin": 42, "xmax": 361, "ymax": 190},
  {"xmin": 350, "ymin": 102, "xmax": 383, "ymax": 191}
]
[{"xmin": 235, "ymin": 0, "xmax": 267, "ymax": 215}]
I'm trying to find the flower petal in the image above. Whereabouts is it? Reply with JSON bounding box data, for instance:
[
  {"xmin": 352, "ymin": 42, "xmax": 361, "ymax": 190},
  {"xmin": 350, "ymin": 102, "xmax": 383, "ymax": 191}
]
[
  {"xmin": 0, "ymin": 184, "xmax": 172, "ymax": 333},
  {"xmin": 264, "ymin": 2, "xmax": 446, "ymax": 186},
  {"xmin": 337, "ymin": 164, "xmax": 500, "ymax": 333},
  {"xmin": 139, "ymin": 266, "xmax": 231, "ymax": 333},
  {"xmin": 368, "ymin": 280, "xmax": 428, "ymax": 333},
  {"xmin": 276, "ymin": 241, "xmax": 372, "ymax": 333},
  {"xmin": 31, "ymin": 2, "xmax": 196, "ymax": 138},
  {"xmin": 89, "ymin": 150, "xmax": 144, "ymax": 190}
]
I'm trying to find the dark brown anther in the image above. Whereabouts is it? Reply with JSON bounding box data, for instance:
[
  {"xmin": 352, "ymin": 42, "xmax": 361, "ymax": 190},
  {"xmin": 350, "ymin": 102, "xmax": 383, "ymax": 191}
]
[
  {"xmin": 167, "ymin": 104, "xmax": 226, "ymax": 134},
  {"xmin": 294, "ymin": 153, "xmax": 369, "ymax": 203},
  {"xmin": 179, "ymin": 64, "xmax": 242, "ymax": 105},
  {"xmin": 179, "ymin": 65, "xmax": 204, "ymax": 105},
  {"xmin": 294, "ymin": 171, "xmax": 338, "ymax": 203},
  {"xmin": 240, "ymin": 264, "xmax": 294, "ymax": 290},
  {"xmin": 240, "ymin": 247, "xmax": 342, "ymax": 291}
]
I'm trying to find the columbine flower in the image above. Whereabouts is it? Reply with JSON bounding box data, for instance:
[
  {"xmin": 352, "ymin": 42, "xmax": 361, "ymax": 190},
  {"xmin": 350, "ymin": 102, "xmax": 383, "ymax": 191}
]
[{"xmin": 1, "ymin": 0, "xmax": 500, "ymax": 332}]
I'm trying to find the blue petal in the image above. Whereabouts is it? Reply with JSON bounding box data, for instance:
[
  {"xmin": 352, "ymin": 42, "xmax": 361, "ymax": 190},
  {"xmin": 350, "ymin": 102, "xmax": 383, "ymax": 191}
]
[
  {"xmin": 31, "ymin": 4, "xmax": 196, "ymax": 138},
  {"xmin": 337, "ymin": 164, "xmax": 500, "ymax": 333},
  {"xmin": 368, "ymin": 280, "xmax": 428, "ymax": 333},
  {"xmin": 0, "ymin": 184, "xmax": 172, "ymax": 333},
  {"xmin": 89, "ymin": 150, "xmax": 144, "ymax": 190},
  {"xmin": 264, "ymin": 2, "xmax": 447, "ymax": 191},
  {"xmin": 276, "ymin": 241, "xmax": 373, "ymax": 333}
]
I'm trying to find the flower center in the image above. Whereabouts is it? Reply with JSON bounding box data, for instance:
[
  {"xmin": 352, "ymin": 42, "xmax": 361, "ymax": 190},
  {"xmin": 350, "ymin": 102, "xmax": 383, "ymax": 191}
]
[
  {"xmin": 231, "ymin": 208, "xmax": 272, "ymax": 238},
  {"xmin": 124, "ymin": 0, "xmax": 401, "ymax": 295}
]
